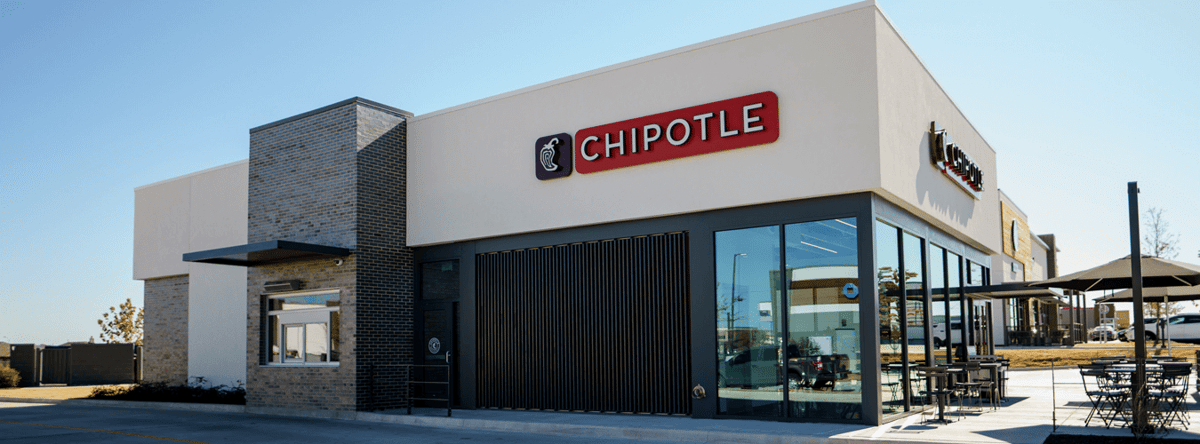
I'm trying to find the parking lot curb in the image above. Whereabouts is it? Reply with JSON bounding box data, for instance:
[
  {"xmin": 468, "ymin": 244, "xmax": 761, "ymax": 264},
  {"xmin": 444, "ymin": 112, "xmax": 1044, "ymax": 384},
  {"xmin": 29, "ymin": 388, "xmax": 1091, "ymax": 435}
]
[{"xmin": 0, "ymin": 397, "xmax": 244, "ymax": 413}]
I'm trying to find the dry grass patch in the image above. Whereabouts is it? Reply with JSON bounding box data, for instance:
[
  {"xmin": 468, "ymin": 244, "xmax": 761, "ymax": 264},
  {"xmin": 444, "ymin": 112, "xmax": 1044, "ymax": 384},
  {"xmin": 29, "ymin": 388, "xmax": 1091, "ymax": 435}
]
[
  {"xmin": 0, "ymin": 385, "xmax": 117, "ymax": 400},
  {"xmin": 1002, "ymin": 344, "xmax": 1198, "ymax": 369}
]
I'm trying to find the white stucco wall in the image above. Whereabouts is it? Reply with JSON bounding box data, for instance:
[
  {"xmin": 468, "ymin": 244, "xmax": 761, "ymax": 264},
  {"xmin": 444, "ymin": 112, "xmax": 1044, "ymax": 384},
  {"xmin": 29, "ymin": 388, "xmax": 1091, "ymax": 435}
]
[
  {"xmin": 409, "ymin": 1, "xmax": 882, "ymax": 247},
  {"xmin": 187, "ymin": 263, "xmax": 247, "ymax": 386},
  {"xmin": 873, "ymin": 8, "xmax": 1000, "ymax": 256},
  {"xmin": 134, "ymin": 160, "xmax": 250, "ymax": 280},
  {"xmin": 133, "ymin": 159, "xmax": 249, "ymax": 386}
]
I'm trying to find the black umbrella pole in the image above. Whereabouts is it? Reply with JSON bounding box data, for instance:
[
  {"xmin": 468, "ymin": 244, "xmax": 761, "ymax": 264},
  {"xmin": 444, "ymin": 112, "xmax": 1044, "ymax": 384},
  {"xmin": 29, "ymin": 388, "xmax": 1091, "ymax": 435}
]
[{"xmin": 1129, "ymin": 181, "xmax": 1149, "ymax": 433}]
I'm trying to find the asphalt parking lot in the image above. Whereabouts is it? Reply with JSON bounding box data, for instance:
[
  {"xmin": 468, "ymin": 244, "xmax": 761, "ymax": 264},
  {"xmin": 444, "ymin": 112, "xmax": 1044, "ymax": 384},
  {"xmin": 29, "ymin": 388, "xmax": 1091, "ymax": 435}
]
[{"xmin": 0, "ymin": 402, "xmax": 685, "ymax": 444}]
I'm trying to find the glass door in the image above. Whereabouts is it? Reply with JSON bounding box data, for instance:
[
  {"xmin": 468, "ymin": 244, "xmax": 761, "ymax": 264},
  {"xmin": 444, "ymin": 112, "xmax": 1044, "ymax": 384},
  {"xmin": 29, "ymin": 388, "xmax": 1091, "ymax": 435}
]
[
  {"xmin": 716, "ymin": 218, "xmax": 862, "ymax": 420},
  {"xmin": 417, "ymin": 260, "xmax": 459, "ymax": 407},
  {"xmin": 716, "ymin": 226, "xmax": 783, "ymax": 417}
]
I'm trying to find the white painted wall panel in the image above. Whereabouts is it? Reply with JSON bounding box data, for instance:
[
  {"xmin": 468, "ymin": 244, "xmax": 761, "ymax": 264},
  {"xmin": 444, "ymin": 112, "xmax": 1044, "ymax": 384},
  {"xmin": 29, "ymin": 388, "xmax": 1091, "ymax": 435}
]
[
  {"xmin": 189, "ymin": 162, "xmax": 249, "ymax": 252},
  {"xmin": 874, "ymin": 9, "xmax": 1000, "ymax": 256},
  {"xmin": 409, "ymin": 3, "xmax": 882, "ymax": 247},
  {"xmin": 187, "ymin": 263, "xmax": 248, "ymax": 386},
  {"xmin": 133, "ymin": 178, "xmax": 191, "ymax": 279},
  {"xmin": 133, "ymin": 160, "xmax": 249, "ymax": 280}
]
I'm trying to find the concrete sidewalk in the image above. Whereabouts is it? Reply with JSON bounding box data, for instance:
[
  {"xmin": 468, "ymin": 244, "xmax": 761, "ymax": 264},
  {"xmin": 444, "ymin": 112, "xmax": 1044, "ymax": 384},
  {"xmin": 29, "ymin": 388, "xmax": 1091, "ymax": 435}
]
[{"xmin": 4, "ymin": 368, "xmax": 1199, "ymax": 443}]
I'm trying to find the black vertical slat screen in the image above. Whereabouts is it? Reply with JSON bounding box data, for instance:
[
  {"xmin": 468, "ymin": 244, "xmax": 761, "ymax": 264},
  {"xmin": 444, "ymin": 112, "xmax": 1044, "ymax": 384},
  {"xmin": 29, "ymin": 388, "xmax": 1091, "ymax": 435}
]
[{"xmin": 476, "ymin": 232, "xmax": 691, "ymax": 415}]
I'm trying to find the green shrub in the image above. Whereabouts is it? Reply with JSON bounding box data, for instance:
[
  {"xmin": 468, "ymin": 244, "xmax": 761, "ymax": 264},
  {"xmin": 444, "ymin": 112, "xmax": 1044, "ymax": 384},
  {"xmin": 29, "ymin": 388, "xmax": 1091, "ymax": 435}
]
[
  {"xmin": 88, "ymin": 379, "xmax": 245, "ymax": 405},
  {"xmin": 0, "ymin": 367, "xmax": 20, "ymax": 388}
]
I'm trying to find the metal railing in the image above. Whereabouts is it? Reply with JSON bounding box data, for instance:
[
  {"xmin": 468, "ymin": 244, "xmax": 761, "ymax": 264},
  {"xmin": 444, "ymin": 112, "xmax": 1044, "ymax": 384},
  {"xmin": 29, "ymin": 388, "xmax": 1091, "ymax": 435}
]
[
  {"xmin": 366, "ymin": 361, "xmax": 452, "ymax": 417},
  {"xmin": 406, "ymin": 360, "xmax": 452, "ymax": 417}
]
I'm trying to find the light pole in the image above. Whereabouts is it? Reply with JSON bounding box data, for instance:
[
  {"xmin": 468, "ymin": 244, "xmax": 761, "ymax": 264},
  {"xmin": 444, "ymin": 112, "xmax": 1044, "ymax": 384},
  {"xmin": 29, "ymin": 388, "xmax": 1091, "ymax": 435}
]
[{"xmin": 727, "ymin": 253, "xmax": 747, "ymax": 356}]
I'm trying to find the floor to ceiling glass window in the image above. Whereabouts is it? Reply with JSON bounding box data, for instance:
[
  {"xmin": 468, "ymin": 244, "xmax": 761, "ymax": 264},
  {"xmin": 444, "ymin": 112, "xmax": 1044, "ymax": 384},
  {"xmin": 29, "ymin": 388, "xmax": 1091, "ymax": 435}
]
[
  {"xmin": 928, "ymin": 245, "xmax": 949, "ymax": 363},
  {"xmin": 716, "ymin": 218, "xmax": 862, "ymax": 421},
  {"xmin": 716, "ymin": 226, "xmax": 783, "ymax": 417},
  {"xmin": 901, "ymin": 232, "xmax": 927, "ymax": 402},
  {"xmin": 1006, "ymin": 299, "xmax": 1020, "ymax": 345},
  {"xmin": 784, "ymin": 218, "xmax": 860, "ymax": 420},
  {"xmin": 875, "ymin": 221, "xmax": 904, "ymax": 415},
  {"xmin": 967, "ymin": 262, "xmax": 990, "ymax": 354},
  {"xmin": 947, "ymin": 252, "xmax": 963, "ymax": 360}
]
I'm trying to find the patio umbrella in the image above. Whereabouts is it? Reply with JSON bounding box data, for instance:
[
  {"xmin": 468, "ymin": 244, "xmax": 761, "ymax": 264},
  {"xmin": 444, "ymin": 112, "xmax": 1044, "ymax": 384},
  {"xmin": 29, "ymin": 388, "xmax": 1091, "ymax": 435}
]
[
  {"xmin": 1094, "ymin": 285, "xmax": 1200, "ymax": 304},
  {"xmin": 1030, "ymin": 254, "xmax": 1200, "ymax": 432},
  {"xmin": 1095, "ymin": 285, "xmax": 1200, "ymax": 354},
  {"xmin": 1029, "ymin": 255, "xmax": 1200, "ymax": 292}
]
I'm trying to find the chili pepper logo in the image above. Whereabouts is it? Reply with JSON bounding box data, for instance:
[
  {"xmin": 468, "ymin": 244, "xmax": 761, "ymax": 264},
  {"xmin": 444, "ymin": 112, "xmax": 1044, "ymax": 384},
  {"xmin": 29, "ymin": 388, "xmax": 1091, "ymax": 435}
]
[{"xmin": 535, "ymin": 133, "xmax": 572, "ymax": 180}]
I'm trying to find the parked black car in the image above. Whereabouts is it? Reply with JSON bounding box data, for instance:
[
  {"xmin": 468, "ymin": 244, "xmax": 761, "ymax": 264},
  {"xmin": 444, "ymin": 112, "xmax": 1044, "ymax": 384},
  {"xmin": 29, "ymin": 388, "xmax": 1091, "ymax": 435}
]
[{"xmin": 718, "ymin": 344, "xmax": 848, "ymax": 390}]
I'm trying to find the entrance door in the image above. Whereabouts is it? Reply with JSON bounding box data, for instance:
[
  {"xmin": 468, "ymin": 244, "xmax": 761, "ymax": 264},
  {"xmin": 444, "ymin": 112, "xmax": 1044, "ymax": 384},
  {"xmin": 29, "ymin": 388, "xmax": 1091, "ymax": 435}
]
[
  {"xmin": 715, "ymin": 218, "xmax": 863, "ymax": 420},
  {"xmin": 417, "ymin": 260, "xmax": 460, "ymax": 408}
]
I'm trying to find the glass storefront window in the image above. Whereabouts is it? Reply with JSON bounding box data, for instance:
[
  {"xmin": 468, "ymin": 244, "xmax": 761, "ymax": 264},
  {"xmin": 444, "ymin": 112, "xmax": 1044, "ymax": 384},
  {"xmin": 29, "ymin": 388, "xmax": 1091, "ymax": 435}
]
[
  {"xmin": 875, "ymin": 221, "xmax": 904, "ymax": 415},
  {"xmin": 947, "ymin": 252, "xmax": 963, "ymax": 360},
  {"xmin": 928, "ymin": 245, "xmax": 948, "ymax": 362},
  {"xmin": 902, "ymin": 233, "xmax": 927, "ymax": 403},
  {"xmin": 716, "ymin": 218, "xmax": 861, "ymax": 420},
  {"xmin": 716, "ymin": 225, "xmax": 782, "ymax": 417},
  {"xmin": 784, "ymin": 218, "xmax": 860, "ymax": 420}
]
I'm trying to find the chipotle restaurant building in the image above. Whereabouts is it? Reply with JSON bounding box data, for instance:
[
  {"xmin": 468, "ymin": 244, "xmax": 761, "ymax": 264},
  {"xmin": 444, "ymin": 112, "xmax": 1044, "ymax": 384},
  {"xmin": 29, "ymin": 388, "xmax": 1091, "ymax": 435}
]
[{"xmin": 134, "ymin": 0, "xmax": 1022, "ymax": 426}]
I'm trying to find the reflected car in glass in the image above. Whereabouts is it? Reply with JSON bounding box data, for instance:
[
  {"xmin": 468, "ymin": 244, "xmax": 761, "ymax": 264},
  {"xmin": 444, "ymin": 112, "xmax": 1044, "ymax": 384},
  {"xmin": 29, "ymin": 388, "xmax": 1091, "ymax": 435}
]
[{"xmin": 718, "ymin": 344, "xmax": 848, "ymax": 390}]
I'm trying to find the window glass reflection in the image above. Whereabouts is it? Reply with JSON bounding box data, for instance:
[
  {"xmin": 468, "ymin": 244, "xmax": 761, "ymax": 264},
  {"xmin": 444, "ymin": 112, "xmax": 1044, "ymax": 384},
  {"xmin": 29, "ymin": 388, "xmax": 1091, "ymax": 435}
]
[
  {"xmin": 284, "ymin": 325, "xmax": 302, "ymax": 363},
  {"xmin": 785, "ymin": 218, "xmax": 861, "ymax": 420},
  {"xmin": 270, "ymin": 293, "xmax": 339, "ymax": 311},
  {"xmin": 902, "ymin": 233, "xmax": 927, "ymax": 403},
  {"xmin": 875, "ymin": 221, "xmax": 904, "ymax": 415},
  {"xmin": 305, "ymin": 323, "xmax": 328, "ymax": 362},
  {"xmin": 716, "ymin": 225, "xmax": 783, "ymax": 417},
  {"xmin": 947, "ymin": 252, "xmax": 963, "ymax": 359},
  {"xmin": 929, "ymin": 245, "xmax": 948, "ymax": 362},
  {"xmin": 421, "ymin": 260, "xmax": 459, "ymax": 300}
]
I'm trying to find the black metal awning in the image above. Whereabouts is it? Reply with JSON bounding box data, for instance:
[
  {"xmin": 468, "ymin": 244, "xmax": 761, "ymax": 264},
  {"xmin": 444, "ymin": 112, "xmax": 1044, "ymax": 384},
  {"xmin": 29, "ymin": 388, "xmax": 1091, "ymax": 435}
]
[
  {"xmin": 182, "ymin": 240, "xmax": 350, "ymax": 267},
  {"xmin": 963, "ymin": 282, "xmax": 1063, "ymax": 299}
]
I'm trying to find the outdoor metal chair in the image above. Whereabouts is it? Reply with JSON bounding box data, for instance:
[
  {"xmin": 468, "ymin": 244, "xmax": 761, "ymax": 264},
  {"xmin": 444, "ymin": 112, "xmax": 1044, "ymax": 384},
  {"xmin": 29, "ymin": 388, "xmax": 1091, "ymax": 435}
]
[
  {"xmin": 954, "ymin": 361, "xmax": 994, "ymax": 412},
  {"xmin": 1148, "ymin": 362, "xmax": 1191, "ymax": 430},
  {"xmin": 881, "ymin": 362, "xmax": 902, "ymax": 407},
  {"xmin": 1079, "ymin": 364, "xmax": 1128, "ymax": 428}
]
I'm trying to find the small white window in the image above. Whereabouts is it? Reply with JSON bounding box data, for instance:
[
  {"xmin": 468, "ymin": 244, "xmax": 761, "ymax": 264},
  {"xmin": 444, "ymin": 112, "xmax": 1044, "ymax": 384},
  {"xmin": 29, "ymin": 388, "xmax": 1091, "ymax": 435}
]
[{"xmin": 266, "ymin": 290, "xmax": 340, "ymax": 365}]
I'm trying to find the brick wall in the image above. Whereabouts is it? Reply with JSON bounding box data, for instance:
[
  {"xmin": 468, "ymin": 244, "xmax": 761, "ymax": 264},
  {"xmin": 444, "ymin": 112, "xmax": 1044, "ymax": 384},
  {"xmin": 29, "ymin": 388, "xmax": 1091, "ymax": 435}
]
[
  {"xmin": 244, "ymin": 98, "xmax": 413, "ymax": 412},
  {"xmin": 143, "ymin": 275, "xmax": 189, "ymax": 384},
  {"xmin": 246, "ymin": 256, "xmax": 357, "ymax": 410},
  {"xmin": 353, "ymin": 105, "xmax": 412, "ymax": 411}
]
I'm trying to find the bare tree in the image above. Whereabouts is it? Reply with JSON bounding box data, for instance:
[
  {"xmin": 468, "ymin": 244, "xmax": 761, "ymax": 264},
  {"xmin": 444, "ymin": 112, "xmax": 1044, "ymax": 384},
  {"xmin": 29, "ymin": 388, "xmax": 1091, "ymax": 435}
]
[
  {"xmin": 1143, "ymin": 207, "xmax": 1180, "ymax": 259},
  {"xmin": 1142, "ymin": 207, "xmax": 1181, "ymax": 345}
]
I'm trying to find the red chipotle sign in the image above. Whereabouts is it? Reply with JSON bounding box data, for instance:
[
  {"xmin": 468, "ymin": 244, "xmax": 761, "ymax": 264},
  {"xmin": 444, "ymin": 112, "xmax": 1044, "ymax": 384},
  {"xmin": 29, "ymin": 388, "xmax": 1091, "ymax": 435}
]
[{"xmin": 573, "ymin": 92, "xmax": 779, "ymax": 174}]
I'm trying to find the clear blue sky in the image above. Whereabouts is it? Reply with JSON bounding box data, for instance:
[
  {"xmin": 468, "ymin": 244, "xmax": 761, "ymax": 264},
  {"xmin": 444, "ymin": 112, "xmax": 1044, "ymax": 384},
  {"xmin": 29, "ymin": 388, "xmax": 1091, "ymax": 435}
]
[{"xmin": 1, "ymin": 1, "xmax": 1196, "ymax": 345}]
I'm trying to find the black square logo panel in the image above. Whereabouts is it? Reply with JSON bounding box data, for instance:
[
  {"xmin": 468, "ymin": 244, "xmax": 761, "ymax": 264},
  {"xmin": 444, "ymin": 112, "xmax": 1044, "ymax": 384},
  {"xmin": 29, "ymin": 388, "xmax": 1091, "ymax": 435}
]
[{"xmin": 535, "ymin": 133, "xmax": 572, "ymax": 180}]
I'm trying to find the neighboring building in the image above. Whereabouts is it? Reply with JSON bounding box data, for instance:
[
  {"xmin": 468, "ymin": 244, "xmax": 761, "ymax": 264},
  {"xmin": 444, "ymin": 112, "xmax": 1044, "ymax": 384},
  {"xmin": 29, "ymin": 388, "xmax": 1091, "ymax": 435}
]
[
  {"xmin": 133, "ymin": 0, "xmax": 1069, "ymax": 425},
  {"xmin": 990, "ymin": 190, "xmax": 1067, "ymax": 345}
]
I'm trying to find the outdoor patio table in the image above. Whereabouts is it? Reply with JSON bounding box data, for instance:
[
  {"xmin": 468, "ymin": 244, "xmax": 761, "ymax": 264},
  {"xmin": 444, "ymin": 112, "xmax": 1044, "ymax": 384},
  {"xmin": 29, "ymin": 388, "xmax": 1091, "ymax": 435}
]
[{"xmin": 916, "ymin": 366, "xmax": 955, "ymax": 424}]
